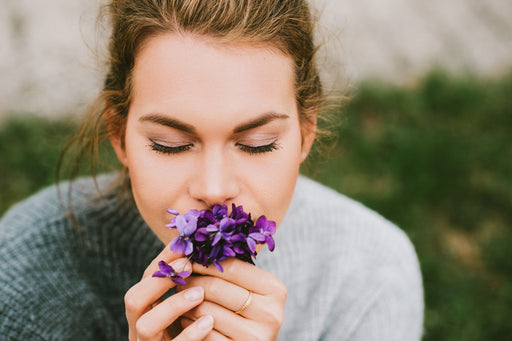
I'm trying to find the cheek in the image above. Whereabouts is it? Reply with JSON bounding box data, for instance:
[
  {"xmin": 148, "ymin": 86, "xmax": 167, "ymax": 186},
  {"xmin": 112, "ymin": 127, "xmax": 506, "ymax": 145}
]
[
  {"xmin": 126, "ymin": 152, "xmax": 168, "ymax": 229},
  {"xmin": 245, "ymin": 133, "xmax": 303, "ymax": 226},
  {"xmin": 123, "ymin": 131, "xmax": 190, "ymax": 233}
]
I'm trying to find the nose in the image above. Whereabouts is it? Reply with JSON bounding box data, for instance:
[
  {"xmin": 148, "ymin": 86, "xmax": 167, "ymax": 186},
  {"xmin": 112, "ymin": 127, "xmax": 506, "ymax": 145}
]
[{"xmin": 188, "ymin": 147, "xmax": 239, "ymax": 208}]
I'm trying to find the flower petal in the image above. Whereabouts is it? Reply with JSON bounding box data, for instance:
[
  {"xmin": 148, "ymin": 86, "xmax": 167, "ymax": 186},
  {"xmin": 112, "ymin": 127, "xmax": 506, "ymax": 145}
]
[
  {"xmin": 201, "ymin": 210, "xmax": 215, "ymax": 222},
  {"xmin": 194, "ymin": 228, "xmax": 209, "ymax": 242},
  {"xmin": 223, "ymin": 246, "xmax": 236, "ymax": 257},
  {"xmin": 172, "ymin": 277, "xmax": 188, "ymax": 286},
  {"xmin": 175, "ymin": 215, "xmax": 187, "ymax": 234},
  {"xmin": 247, "ymin": 237, "xmax": 256, "ymax": 253},
  {"xmin": 213, "ymin": 261, "xmax": 224, "ymax": 272},
  {"xmin": 231, "ymin": 233, "xmax": 245, "ymax": 242},
  {"xmin": 185, "ymin": 212, "xmax": 199, "ymax": 225},
  {"xmin": 266, "ymin": 221, "xmax": 276, "ymax": 234},
  {"xmin": 157, "ymin": 260, "xmax": 171, "ymax": 271},
  {"xmin": 233, "ymin": 245, "xmax": 246, "ymax": 254},
  {"xmin": 166, "ymin": 217, "xmax": 178, "ymax": 229},
  {"xmin": 249, "ymin": 232, "xmax": 266, "ymax": 242},
  {"xmin": 176, "ymin": 271, "xmax": 191, "ymax": 278},
  {"xmin": 153, "ymin": 261, "xmax": 174, "ymax": 277},
  {"xmin": 210, "ymin": 244, "xmax": 222, "ymax": 259},
  {"xmin": 266, "ymin": 236, "xmax": 275, "ymax": 251},
  {"xmin": 184, "ymin": 240, "xmax": 194, "ymax": 256},
  {"xmin": 256, "ymin": 215, "xmax": 268, "ymax": 229},
  {"xmin": 152, "ymin": 271, "xmax": 167, "ymax": 278},
  {"xmin": 183, "ymin": 221, "xmax": 197, "ymax": 236},
  {"xmin": 171, "ymin": 237, "xmax": 186, "ymax": 254},
  {"xmin": 167, "ymin": 208, "xmax": 179, "ymax": 215},
  {"xmin": 212, "ymin": 232, "xmax": 222, "ymax": 246},
  {"xmin": 219, "ymin": 217, "xmax": 234, "ymax": 231},
  {"xmin": 206, "ymin": 224, "xmax": 219, "ymax": 233}
]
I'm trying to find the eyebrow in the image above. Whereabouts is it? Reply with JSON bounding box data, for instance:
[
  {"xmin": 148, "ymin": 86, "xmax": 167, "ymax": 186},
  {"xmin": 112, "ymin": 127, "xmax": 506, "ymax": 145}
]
[
  {"xmin": 233, "ymin": 112, "xmax": 289, "ymax": 133},
  {"xmin": 139, "ymin": 113, "xmax": 196, "ymax": 134},
  {"xmin": 139, "ymin": 112, "xmax": 289, "ymax": 134}
]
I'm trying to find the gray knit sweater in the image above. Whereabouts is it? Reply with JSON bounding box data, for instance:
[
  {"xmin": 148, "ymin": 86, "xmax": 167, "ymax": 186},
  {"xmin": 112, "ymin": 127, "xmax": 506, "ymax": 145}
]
[{"xmin": 0, "ymin": 175, "xmax": 423, "ymax": 340}]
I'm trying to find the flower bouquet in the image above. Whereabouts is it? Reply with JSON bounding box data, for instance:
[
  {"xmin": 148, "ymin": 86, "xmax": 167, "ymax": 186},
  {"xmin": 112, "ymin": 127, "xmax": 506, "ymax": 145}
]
[{"xmin": 153, "ymin": 204, "xmax": 276, "ymax": 284}]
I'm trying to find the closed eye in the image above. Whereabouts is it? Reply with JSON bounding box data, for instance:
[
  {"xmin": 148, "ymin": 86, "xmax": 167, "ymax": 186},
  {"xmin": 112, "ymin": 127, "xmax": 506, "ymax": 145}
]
[
  {"xmin": 148, "ymin": 139, "xmax": 193, "ymax": 155},
  {"xmin": 236, "ymin": 141, "xmax": 280, "ymax": 155}
]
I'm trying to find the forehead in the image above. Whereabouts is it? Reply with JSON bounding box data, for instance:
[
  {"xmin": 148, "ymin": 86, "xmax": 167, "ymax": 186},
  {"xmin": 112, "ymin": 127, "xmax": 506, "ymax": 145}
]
[{"xmin": 130, "ymin": 33, "xmax": 297, "ymax": 121}]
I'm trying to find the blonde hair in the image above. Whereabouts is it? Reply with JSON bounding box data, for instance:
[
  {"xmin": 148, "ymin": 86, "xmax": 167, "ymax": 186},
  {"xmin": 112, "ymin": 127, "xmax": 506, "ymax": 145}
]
[{"xmin": 60, "ymin": 0, "xmax": 325, "ymax": 195}]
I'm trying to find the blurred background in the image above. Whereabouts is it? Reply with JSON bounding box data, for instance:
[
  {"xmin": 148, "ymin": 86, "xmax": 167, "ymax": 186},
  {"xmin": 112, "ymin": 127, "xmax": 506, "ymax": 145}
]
[{"xmin": 1, "ymin": 0, "xmax": 511, "ymax": 339}]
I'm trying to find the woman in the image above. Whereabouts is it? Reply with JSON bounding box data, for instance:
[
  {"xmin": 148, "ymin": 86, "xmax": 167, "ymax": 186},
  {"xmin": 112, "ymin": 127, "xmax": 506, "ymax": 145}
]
[{"xmin": 0, "ymin": 0, "xmax": 423, "ymax": 340}]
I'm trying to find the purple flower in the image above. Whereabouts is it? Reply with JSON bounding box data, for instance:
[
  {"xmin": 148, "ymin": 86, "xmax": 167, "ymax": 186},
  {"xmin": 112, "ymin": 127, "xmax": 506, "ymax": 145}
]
[
  {"xmin": 248, "ymin": 215, "xmax": 276, "ymax": 252},
  {"xmin": 229, "ymin": 203, "xmax": 250, "ymax": 224},
  {"xmin": 152, "ymin": 261, "xmax": 190, "ymax": 286},
  {"xmin": 166, "ymin": 208, "xmax": 179, "ymax": 215},
  {"xmin": 154, "ymin": 204, "xmax": 276, "ymax": 282},
  {"xmin": 169, "ymin": 211, "xmax": 199, "ymax": 255},
  {"xmin": 206, "ymin": 218, "xmax": 236, "ymax": 245},
  {"xmin": 212, "ymin": 204, "xmax": 228, "ymax": 219}
]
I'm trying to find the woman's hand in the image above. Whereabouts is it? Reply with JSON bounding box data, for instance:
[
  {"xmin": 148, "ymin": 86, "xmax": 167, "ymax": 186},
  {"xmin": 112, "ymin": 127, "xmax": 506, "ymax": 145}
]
[
  {"xmin": 177, "ymin": 258, "xmax": 287, "ymax": 341},
  {"xmin": 124, "ymin": 245, "xmax": 214, "ymax": 341}
]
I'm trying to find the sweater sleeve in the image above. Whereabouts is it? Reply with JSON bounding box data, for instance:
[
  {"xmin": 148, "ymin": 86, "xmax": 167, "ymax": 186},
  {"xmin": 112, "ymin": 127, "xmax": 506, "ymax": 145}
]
[
  {"xmin": 322, "ymin": 235, "xmax": 424, "ymax": 341},
  {"xmin": 345, "ymin": 268, "xmax": 424, "ymax": 341},
  {"xmin": 0, "ymin": 307, "xmax": 49, "ymax": 341}
]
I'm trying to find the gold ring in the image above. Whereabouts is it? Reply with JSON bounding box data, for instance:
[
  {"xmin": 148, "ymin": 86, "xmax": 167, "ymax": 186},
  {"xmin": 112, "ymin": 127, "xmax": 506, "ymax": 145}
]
[{"xmin": 235, "ymin": 290, "xmax": 253, "ymax": 314}]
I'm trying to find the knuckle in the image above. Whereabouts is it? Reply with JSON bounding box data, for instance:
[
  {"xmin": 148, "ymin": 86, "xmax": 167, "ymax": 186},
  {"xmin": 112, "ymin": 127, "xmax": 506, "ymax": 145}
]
[
  {"xmin": 251, "ymin": 331, "xmax": 272, "ymax": 341},
  {"xmin": 205, "ymin": 277, "xmax": 223, "ymax": 298},
  {"xmin": 192, "ymin": 302, "xmax": 206, "ymax": 316},
  {"xmin": 279, "ymin": 283, "xmax": 288, "ymax": 301},
  {"xmin": 243, "ymin": 327, "xmax": 260, "ymax": 341},
  {"xmin": 221, "ymin": 258, "xmax": 238, "ymax": 276},
  {"xmin": 182, "ymin": 304, "xmax": 202, "ymax": 321},
  {"xmin": 273, "ymin": 280, "xmax": 288, "ymax": 301},
  {"xmin": 251, "ymin": 335, "xmax": 263, "ymax": 341},
  {"xmin": 135, "ymin": 318, "xmax": 154, "ymax": 339},
  {"xmin": 265, "ymin": 279, "xmax": 287, "ymax": 302},
  {"xmin": 181, "ymin": 321, "xmax": 205, "ymax": 339},
  {"xmin": 258, "ymin": 297, "xmax": 285, "ymax": 329},
  {"xmin": 272, "ymin": 310, "xmax": 285, "ymax": 327},
  {"xmin": 142, "ymin": 268, "xmax": 152, "ymax": 278},
  {"xmin": 124, "ymin": 289, "xmax": 142, "ymax": 313},
  {"xmin": 202, "ymin": 331, "xmax": 220, "ymax": 341},
  {"xmin": 262, "ymin": 306, "xmax": 284, "ymax": 328}
]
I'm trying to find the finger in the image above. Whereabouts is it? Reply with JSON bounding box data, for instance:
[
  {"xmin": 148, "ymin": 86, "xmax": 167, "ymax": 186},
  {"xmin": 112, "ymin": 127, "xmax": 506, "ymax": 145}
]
[
  {"xmin": 181, "ymin": 317, "xmax": 229, "ymax": 341},
  {"xmin": 142, "ymin": 243, "xmax": 184, "ymax": 279},
  {"xmin": 126, "ymin": 258, "xmax": 192, "ymax": 338},
  {"xmin": 177, "ymin": 275, "xmax": 257, "ymax": 317},
  {"xmin": 136, "ymin": 287, "xmax": 205, "ymax": 341},
  {"xmin": 171, "ymin": 315, "xmax": 216, "ymax": 341},
  {"xmin": 191, "ymin": 258, "xmax": 285, "ymax": 296},
  {"xmin": 183, "ymin": 301, "xmax": 260, "ymax": 341}
]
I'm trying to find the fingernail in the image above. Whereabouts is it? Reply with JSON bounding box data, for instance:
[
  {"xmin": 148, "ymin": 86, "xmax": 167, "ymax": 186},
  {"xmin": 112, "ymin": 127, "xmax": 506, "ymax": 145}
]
[
  {"xmin": 183, "ymin": 287, "xmax": 203, "ymax": 301},
  {"xmin": 172, "ymin": 258, "xmax": 191, "ymax": 271},
  {"xmin": 197, "ymin": 315, "xmax": 214, "ymax": 330}
]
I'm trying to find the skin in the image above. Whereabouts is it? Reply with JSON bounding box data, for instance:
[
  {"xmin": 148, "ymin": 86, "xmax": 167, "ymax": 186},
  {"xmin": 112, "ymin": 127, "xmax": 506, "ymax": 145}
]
[{"xmin": 111, "ymin": 33, "xmax": 316, "ymax": 340}]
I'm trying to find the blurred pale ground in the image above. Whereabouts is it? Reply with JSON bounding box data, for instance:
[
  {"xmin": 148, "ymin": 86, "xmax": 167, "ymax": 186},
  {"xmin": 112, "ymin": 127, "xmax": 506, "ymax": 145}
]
[{"xmin": 1, "ymin": 0, "xmax": 511, "ymax": 118}]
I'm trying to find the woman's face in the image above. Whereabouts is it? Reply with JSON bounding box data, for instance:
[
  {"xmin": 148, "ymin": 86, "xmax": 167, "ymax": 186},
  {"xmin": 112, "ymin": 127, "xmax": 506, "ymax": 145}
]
[{"xmin": 111, "ymin": 33, "xmax": 315, "ymax": 244}]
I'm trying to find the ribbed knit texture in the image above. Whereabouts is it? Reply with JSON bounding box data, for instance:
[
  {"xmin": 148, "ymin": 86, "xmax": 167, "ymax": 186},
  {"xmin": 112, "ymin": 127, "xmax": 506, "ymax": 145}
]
[{"xmin": 0, "ymin": 175, "xmax": 423, "ymax": 340}]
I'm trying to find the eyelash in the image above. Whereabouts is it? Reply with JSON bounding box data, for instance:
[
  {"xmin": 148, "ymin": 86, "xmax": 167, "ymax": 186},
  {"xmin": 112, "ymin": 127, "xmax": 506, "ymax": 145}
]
[
  {"xmin": 149, "ymin": 140, "xmax": 280, "ymax": 155},
  {"xmin": 149, "ymin": 141, "xmax": 193, "ymax": 155},
  {"xmin": 236, "ymin": 141, "xmax": 280, "ymax": 155}
]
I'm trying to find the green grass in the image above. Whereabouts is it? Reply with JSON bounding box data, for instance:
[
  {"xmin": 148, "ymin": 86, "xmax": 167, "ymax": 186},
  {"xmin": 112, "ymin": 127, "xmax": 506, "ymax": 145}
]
[
  {"xmin": 0, "ymin": 116, "xmax": 76, "ymax": 214},
  {"xmin": 1, "ymin": 70, "xmax": 511, "ymax": 340}
]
